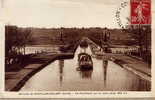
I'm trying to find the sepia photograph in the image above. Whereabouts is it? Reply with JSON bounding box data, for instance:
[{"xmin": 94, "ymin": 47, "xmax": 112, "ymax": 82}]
[{"xmin": 1, "ymin": 0, "xmax": 153, "ymax": 95}]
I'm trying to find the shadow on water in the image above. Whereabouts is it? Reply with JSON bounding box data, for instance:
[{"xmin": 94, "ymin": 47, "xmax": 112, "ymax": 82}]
[
  {"xmin": 136, "ymin": 76, "xmax": 151, "ymax": 91},
  {"xmin": 79, "ymin": 70, "xmax": 93, "ymax": 79},
  {"xmin": 102, "ymin": 60, "xmax": 108, "ymax": 87},
  {"xmin": 59, "ymin": 60, "xmax": 64, "ymax": 86}
]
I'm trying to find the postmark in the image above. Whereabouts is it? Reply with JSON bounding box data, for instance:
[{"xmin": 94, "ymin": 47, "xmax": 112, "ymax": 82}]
[{"xmin": 115, "ymin": 1, "xmax": 129, "ymax": 29}]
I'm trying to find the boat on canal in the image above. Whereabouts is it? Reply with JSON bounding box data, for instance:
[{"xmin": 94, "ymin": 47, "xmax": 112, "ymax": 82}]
[
  {"xmin": 79, "ymin": 40, "xmax": 88, "ymax": 48},
  {"xmin": 77, "ymin": 53, "xmax": 93, "ymax": 70}
]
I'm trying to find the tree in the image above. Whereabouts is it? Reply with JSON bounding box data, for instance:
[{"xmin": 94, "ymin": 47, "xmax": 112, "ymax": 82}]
[
  {"xmin": 18, "ymin": 28, "xmax": 32, "ymax": 55},
  {"xmin": 5, "ymin": 25, "xmax": 32, "ymax": 67},
  {"xmin": 125, "ymin": 24, "xmax": 151, "ymax": 63}
]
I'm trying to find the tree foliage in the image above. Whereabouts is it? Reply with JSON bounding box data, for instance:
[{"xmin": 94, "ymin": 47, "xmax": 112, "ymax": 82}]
[{"xmin": 5, "ymin": 25, "xmax": 32, "ymax": 67}]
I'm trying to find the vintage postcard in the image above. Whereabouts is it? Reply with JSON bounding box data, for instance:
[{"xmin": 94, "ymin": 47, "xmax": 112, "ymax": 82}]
[{"xmin": 0, "ymin": 0, "xmax": 155, "ymax": 98}]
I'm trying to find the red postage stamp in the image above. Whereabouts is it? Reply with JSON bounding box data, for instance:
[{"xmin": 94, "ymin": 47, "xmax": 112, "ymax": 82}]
[{"xmin": 130, "ymin": 0, "xmax": 151, "ymax": 24}]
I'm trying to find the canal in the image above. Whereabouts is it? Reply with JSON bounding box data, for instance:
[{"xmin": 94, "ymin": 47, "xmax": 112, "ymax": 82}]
[{"xmin": 20, "ymin": 45, "xmax": 150, "ymax": 91}]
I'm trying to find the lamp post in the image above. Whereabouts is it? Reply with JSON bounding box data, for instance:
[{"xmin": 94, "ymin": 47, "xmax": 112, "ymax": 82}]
[
  {"xmin": 60, "ymin": 27, "xmax": 64, "ymax": 44},
  {"xmin": 142, "ymin": 26, "xmax": 147, "ymax": 51},
  {"xmin": 102, "ymin": 27, "xmax": 110, "ymax": 53},
  {"xmin": 142, "ymin": 26, "xmax": 149, "ymax": 62},
  {"xmin": 138, "ymin": 24, "xmax": 142, "ymax": 58}
]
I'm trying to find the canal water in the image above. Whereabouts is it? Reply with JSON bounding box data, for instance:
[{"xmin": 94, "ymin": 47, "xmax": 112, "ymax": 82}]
[{"xmin": 20, "ymin": 46, "xmax": 150, "ymax": 91}]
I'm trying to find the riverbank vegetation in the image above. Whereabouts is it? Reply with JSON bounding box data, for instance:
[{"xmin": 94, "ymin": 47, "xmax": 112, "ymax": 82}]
[{"xmin": 5, "ymin": 25, "xmax": 33, "ymax": 71}]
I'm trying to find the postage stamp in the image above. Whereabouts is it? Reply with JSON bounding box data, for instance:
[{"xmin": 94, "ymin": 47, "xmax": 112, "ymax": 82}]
[
  {"xmin": 116, "ymin": 0, "xmax": 151, "ymax": 28},
  {"xmin": 130, "ymin": 0, "xmax": 151, "ymax": 24}
]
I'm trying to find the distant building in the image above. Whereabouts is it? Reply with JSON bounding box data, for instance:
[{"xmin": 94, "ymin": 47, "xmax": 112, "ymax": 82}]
[{"xmin": 110, "ymin": 46, "xmax": 139, "ymax": 54}]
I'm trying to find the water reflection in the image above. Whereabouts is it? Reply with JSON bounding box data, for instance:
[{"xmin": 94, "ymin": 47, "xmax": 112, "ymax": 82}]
[
  {"xmin": 79, "ymin": 70, "xmax": 93, "ymax": 79},
  {"xmin": 137, "ymin": 78, "xmax": 151, "ymax": 91},
  {"xmin": 59, "ymin": 60, "xmax": 64, "ymax": 86},
  {"xmin": 102, "ymin": 60, "xmax": 108, "ymax": 86},
  {"xmin": 21, "ymin": 45, "xmax": 151, "ymax": 91}
]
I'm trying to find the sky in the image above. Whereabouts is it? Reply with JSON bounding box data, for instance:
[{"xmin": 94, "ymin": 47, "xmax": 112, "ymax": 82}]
[{"xmin": 0, "ymin": 0, "xmax": 136, "ymax": 28}]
